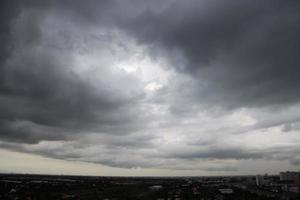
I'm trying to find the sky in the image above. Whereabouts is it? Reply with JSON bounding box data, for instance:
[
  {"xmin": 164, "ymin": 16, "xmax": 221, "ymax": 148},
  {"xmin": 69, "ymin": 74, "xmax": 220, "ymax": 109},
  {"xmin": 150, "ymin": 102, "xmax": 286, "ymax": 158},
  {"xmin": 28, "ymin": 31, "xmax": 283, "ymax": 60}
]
[{"xmin": 0, "ymin": 0, "xmax": 300, "ymax": 176}]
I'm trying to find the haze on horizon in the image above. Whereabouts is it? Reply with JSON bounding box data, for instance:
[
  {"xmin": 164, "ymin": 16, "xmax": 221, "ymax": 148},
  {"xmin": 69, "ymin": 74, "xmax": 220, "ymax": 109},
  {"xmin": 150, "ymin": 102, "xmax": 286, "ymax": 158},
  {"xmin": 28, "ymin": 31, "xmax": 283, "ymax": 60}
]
[{"xmin": 0, "ymin": 0, "xmax": 300, "ymax": 176}]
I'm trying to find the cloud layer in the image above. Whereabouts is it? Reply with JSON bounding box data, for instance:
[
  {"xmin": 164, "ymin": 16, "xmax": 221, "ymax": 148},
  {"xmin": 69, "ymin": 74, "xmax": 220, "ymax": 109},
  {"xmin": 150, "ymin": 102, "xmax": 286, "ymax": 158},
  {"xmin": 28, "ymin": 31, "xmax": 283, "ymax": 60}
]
[{"xmin": 0, "ymin": 0, "xmax": 300, "ymax": 174}]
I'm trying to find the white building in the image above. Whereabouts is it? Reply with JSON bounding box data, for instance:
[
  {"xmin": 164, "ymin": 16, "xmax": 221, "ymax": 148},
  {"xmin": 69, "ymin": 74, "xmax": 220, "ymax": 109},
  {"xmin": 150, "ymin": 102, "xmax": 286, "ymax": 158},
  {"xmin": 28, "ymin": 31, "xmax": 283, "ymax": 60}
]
[{"xmin": 256, "ymin": 175, "xmax": 264, "ymax": 186}]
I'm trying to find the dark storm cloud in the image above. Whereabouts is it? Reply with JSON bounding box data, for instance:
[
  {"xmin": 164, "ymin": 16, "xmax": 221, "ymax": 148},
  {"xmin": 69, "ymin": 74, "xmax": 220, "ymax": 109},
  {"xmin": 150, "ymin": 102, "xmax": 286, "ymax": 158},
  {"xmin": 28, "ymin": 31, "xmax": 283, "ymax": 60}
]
[
  {"xmin": 167, "ymin": 147, "xmax": 264, "ymax": 160},
  {"xmin": 8, "ymin": 0, "xmax": 297, "ymax": 112},
  {"xmin": 164, "ymin": 145, "xmax": 300, "ymax": 167},
  {"xmin": 0, "ymin": 0, "xmax": 22, "ymax": 91},
  {"xmin": 4, "ymin": 0, "xmax": 297, "ymax": 138},
  {"xmin": 1, "ymin": 0, "xmax": 300, "ymax": 171},
  {"xmin": 202, "ymin": 166, "xmax": 238, "ymax": 172},
  {"xmin": 0, "ymin": 120, "xmax": 71, "ymax": 144},
  {"xmin": 0, "ymin": 0, "xmax": 146, "ymax": 144},
  {"xmin": 121, "ymin": 0, "xmax": 300, "ymax": 108}
]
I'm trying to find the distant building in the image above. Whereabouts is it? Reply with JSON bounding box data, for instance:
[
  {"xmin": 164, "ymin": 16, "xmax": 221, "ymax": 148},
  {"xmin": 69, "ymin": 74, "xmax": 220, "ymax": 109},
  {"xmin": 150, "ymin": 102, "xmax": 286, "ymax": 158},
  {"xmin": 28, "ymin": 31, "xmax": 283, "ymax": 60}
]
[
  {"xmin": 256, "ymin": 175, "xmax": 264, "ymax": 186},
  {"xmin": 149, "ymin": 185, "xmax": 163, "ymax": 191},
  {"xmin": 289, "ymin": 186, "xmax": 300, "ymax": 193},
  {"xmin": 280, "ymin": 171, "xmax": 300, "ymax": 182},
  {"xmin": 295, "ymin": 175, "xmax": 300, "ymax": 187},
  {"xmin": 218, "ymin": 188, "xmax": 233, "ymax": 194}
]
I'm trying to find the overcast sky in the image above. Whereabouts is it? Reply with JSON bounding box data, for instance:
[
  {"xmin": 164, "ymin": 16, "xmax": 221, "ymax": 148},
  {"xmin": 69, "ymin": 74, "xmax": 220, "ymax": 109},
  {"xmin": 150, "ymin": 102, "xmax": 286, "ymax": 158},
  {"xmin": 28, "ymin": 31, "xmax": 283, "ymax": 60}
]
[{"xmin": 0, "ymin": 0, "xmax": 300, "ymax": 176}]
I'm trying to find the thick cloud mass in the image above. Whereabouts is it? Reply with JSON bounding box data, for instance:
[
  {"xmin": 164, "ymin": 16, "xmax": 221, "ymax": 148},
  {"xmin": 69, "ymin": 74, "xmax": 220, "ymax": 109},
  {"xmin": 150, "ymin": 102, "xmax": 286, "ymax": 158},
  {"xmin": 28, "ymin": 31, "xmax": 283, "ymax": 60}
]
[
  {"xmin": 1, "ymin": 0, "xmax": 300, "ymax": 174},
  {"xmin": 123, "ymin": 0, "xmax": 300, "ymax": 108},
  {"xmin": 0, "ymin": 1, "xmax": 147, "ymax": 144}
]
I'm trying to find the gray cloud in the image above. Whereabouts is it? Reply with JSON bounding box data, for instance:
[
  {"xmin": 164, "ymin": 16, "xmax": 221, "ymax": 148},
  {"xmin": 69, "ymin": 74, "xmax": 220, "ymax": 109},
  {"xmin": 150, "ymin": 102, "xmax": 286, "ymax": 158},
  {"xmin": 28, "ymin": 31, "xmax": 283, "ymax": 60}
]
[
  {"xmin": 121, "ymin": 0, "xmax": 300, "ymax": 109},
  {"xmin": 163, "ymin": 144, "xmax": 300, "ymax": 168},
  {"xmin": 0, "ymin": 0, "xmax": 147, "ymax": 144},
  {"xmin": 1, "ymin": 0, "xmax": 300, "ymax": 173},
  {"xmin": 202, "ymin": 166, "xmax": 238, "ymax": 172},
  {"xmin": 165, "ymin": 147, "xmax": 264, "ymax": 160},
  {"xmin": 0, "ymin": 120, "xmax": 72, "ymax": 144}
]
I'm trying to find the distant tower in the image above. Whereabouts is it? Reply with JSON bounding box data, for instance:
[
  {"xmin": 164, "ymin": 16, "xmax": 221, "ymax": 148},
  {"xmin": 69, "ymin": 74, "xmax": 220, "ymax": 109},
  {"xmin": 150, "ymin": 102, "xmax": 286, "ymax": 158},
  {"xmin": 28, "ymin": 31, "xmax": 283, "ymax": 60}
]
[{"xmin": 256, "ymin": 175, "xmax": 264, "ymax": 186}]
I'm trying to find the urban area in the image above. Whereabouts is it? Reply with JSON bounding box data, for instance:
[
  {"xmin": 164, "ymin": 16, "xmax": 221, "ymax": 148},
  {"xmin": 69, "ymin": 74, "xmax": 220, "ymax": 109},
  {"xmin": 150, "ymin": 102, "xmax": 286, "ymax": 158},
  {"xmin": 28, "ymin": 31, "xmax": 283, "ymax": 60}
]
[{"xmin": 0, "ymin": 171, "xmax": 300, "ymax": 200}]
